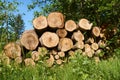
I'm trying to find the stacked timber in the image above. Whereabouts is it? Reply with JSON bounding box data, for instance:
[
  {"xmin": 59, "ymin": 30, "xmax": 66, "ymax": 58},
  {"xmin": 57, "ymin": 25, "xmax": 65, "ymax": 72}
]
[{"xmin": 3, "ymin": 12, "xmax": 107, "ymax": 67}]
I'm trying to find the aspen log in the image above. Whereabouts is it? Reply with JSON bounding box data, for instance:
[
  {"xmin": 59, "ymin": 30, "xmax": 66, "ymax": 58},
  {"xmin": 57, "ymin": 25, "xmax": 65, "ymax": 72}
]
[
  {"xmin": 92, "ymin": 27, "xmax": 100, "ymax": 37},
  {"xmin": 58, "ymin": 51, "xmax": 65, "ymax": 58},
  {"xmin": 58, "ymin": 38, "xmax": 73, "ymax": 52},
  {"xmin": 91, "ymin": 43, "xmax": 99, "ymax": 50},
  {"xmin": 33, "ymin": 16, "xmax": 47, "ymax": 30},
  {"xmin": 65, "ymin": 20, "xmax": 77, "ymax": 32},
  {"xmin": 4, "ymin": 42, "xmax": 21, "ymax": 59},
  {"xmin": 56, "ymin": 29, "xmax": 67, "ymax": 38},
  {"xmin": 24, "ymin": 58, "xmax": 35, "ymax": 66},
  {"xmin": 40, "ymin": 32, "xmax": 59, "ymax": 48},
  {"xmin": 73, "ymin": 41, "xmax": 84, "ymax": 49},
  {"xmin": 72, "ymin": 30, "xmax": 84, "ymax": 41},
  {"xmin": 46, "ymin": 55, "xmax": 54, "ymax": 67},
  {"xmin": 31, "ymin": 51, "xmax": 40, "ymax": 61},
  {"xmin": 56, "ymin": 59, "xmax": 63, "ymax": 65},
  {"xmin": 47, "ymin": 12, "xmax": 64, "ymax": 28},
  {"xmin": 78, "ymin": 18, "xmax": 93, "ymax": 30},
  {"xmin": 20, "ymin": 30, "xmax": 39, "ymax": 50}
]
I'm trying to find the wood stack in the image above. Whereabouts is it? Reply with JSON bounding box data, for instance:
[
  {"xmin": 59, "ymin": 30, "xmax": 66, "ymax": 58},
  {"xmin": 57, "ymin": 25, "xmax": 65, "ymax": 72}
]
[{"xmin": 3, "ymin": 12, "xmax": 107, "ymax": 66}]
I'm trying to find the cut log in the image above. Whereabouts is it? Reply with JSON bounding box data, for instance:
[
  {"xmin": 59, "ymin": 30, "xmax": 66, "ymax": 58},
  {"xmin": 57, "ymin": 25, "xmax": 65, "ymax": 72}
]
[
  {"xmin": 56, "ymin": 59, "xmax": 63, "ymax": 65},
  {"xmin": 58, "ymin": 51, "xmax": 65, "ymax": 58},
  {"xmin": 15, "ymin": 56, "xmax": 22, "ymax": 64},
  {"xmin": 50, "ymin": 49, "xmax": 57, "ymax": 55},
  {"xmin": 40, "ymin": 32, "xmax": 59, "ymax": 48},
  {"xmin": 78, "ymin": 18, "xmax": 93, "ymax": 30},
  {"xmin": 92, "ymin": 27, "xmax": 100, "ymax": 37},
  {"xmin": 86, "ymin": 37, "xmax": 94, "ymax": 44},
  {"xmin": 24, "ymin": 58, "xmax": 35, "ymax": 66},
  {"xmin": 54, "ymin": 54, "xmax": 59, "ymax": 60},
  {"xmin": 72, "ymin": 30, "xmax": 84, "ymax": 41},
  {"xmin": 33, "ymin": 16, "xmax": 47, "ymax": 30},
  {"xmin": 46, "ymin": 55, "xmax": 54, "ymax": 67},
  {"xmin": 31, "ymin": 51, "xmax": 40, "ymax": 61},
  {"xmin": 68, "ymin": 50, "xmax": 75, "ymax": 56},
  {"xmin": 58, "ymin": 38, "xmax": 73, "ymax": 52},
  {"xmin": 47, "ymin": 12, "xmax": 64, "ymax": 28},
  {"xmin": 98, "ymin": 40, "xmax": 106, "ymax": 48},
  {"xmin": 65, "ymin": 20, "xmax": 77, "ymax": 32},
  {"xmin": 73, "ymin": 41, "xmax": 84, "ymax": 49},
  {"xmin": 84, "ymin": 44, "xmax": 93, "ymax": 57},
  {"xmin": 4, "ymin": 42, "xmax": 21, "ymax": 59},
  {"xmin": 56, "ymin": 29, "xmax": 67, "ymax": 38},
  {"xmin": 20, "ymin": 30, "xmax": 39, "ymax": 50},
  {"xmin": 91, "ymin": 43, "xmax": 99, "ymax": 50}
]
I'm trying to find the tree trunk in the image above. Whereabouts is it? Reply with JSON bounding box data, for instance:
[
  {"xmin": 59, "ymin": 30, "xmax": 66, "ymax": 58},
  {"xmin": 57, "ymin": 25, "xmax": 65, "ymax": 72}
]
[
  {"xmin": 56, "ymin": 59, "xmax": 63, "ymax": 65},
  {"xmin": 40, "ymin": 32, "xmax": 59, "ymax": 48},
  {"xmin": 56, "ymin": 29, "xmax": 67, "ymax": 38},
  {"xmin": 33, "ymin": 16, "xmax": 48, "ymax": 30},
  {"xmin": 47, "ymin": 12, "xmax": 64, "ymax": 28},
  {"xmin": 58, "ymin": 38, "xmax": 73, "ymax": 52},
  {"xmin": 72, "ymin": 30, "xmax": 84, "ymax": 41},
  {"xmin": 20, "ymin": 30, "xmax": 39, "ymax": 50},
  {"xmin": 91, "ymin": 43, "xmax": 99, "ymax": 50},
  {"xmin": 58, "ymin": 51, "xmax": 65, "ymax": 58},
  {"xmin": 78, "ymin": 18, "xmax": 93, "ymax": 30},
  {"xmin": 73, "ymin": 41, "xmax": 84, "ymax": 49},
  {"xmin": 31, "ymin": 51, "xmax": 40, "ymax": 61},
  {"xmin": 54, "ymin": 54, "xmax": 60, "ymax": 60},
  {"xmin": 86, "ymin": 37, "xmax": 94, "ymax": 44},
  {"xmin": 46, "ymin": 55, "xmax": 54, "ymax": 67},
  {"xmin": 92, "ymin": 27, "xmax": 100, "ymax": 37},
  {"xmin": 4, "ymin": 42, "xmax": 21, "ymax": 59},
  {"xmin": 65, "ymin": 20, "xmax": 77, "ymax": 32}
]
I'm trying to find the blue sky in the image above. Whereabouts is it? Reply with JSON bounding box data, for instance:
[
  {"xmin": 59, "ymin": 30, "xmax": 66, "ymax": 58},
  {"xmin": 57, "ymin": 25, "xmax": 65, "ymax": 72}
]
[{"xmin": 16, "ymin": 0, "xmax": 40, "ymax": 30}]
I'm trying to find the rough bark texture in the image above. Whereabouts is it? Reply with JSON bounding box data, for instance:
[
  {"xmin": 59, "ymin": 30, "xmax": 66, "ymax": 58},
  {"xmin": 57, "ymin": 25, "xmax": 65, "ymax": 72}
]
[
  {"xmin": 47, "ymin": 12, "xmax": 64, "ymax": 28},
  {"xmin": 40, "ymin": 32, "xmax": 59, "ymax": 48},
  {"xmin": 20, "ymin": 30, "xmax": 39, "ymax": 50},
  {"xmin": 33, "ymin": 16, "xmax": 48, "ymax": 30},
  {"xmin": 65, "ymin": 20, "xmax": 77, "ymax": 32},
  {"xmin": 4, "ymin": 42, "xmax": 21, "ymax": 59},
  {"xmin": 79, "ymin": 18, "xmax": 93, "ymax": 30},
  {"xmin": 58, "ymin": 38, "xmax": 73, "ymax": 52}
]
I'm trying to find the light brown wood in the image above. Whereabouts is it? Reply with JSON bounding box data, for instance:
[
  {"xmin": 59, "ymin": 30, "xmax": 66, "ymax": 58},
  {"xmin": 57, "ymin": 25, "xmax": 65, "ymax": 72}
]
[
  {"xmin": 33, "ymin": 16, "xmax": 47, "ymax": 30},
  {"xmin": 46, "ymin": 55, "xmax": 54, "ymax": 67},
  {"xmin": 24, "ymin": 58, "xmax": 35, "ymax": 66},
  {"xmin": 40, "ymin": 32, "xmax": 59, "ymax": 48},
  {"xmin": 31, "ymin": 51, "xmax": 40, "ymax": 61},
  {"xmin": 58, "ymin": 38, "xmax": 73, "ymax": 52},
  {"xmin": 20, "ymin": 30, "xmax": 39, "ymax": 50},
  {"xmin": 4, "ymin": 42, "xmax": 21, "ymax": 59},
  {"xmin": 72, "ymin": 30, "xmax": 84, "ymax": 41},
  {"xmin": 65, "ymin": 20, "xmax": 77, "ymax": 32},
  {"xmin": 73, "ymin": 41, "xmax": 84, "ymax": 49},
  {"xmin": 54, "ymin": 54, "xmax": 59, "ymax": 60},
  {"xmin": 47, "ymin": 12, "xmax": 64, "ymax": 28},
  {"xmin": 84, "ymin": 44, "xmax": 94, "ymax": 57},
  {"xmin": 78, "ymin": 18, "xmax": 93, "ymax": 30},
  {"xmin": 68, "ymin": 50, "xmax": 75, "ymax": 56},
  {"xmin": 15, "ymin": 56, "xmax": 22, "ymax": 64},
  {"xmin": 50, "ymin": 49, "xmax": 57, "ymax": 55},
  {"xmin": 58, "ymin": 51, "xmax": 65, "ymax": 58},
  {"xmin": 56, "ymin": 29, "xmax": 67, "ymax": 38},
  {"xmin": 56, "ymin": 59, "xmax": 62, "ymax": 65},
  {"xmin": 98, "ymin": 40, "xmax": 106, "ymax": 48},
  {"xmin": 91, "ymin": 43, "xmax": 99, "ymax": 50},
  {"xmin": 86, "ymin": 37, "xmax": 94, "ymax": 44},
  {"xmin": 92, "ymin": 27, "xmax": 100, "ymax": 37}
]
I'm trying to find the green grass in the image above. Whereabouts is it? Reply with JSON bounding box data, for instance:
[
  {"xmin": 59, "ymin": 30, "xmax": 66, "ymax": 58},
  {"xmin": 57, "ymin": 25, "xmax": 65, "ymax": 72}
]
[{"xmin": 0, "ymin": 49, "xmax": 120, "ymax": 80}]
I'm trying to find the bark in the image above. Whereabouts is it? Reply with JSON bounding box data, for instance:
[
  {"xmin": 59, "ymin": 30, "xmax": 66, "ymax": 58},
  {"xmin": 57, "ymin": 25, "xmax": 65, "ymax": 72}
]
[
  {"xmin": 40, "ymin": 32, "xmax": 59, "ymax": 48},
  {"xmin": 20, "ymin": 30, "xmax": 39, "ymax": 50},
  {"xmin": 58, "ymin": 38, "xmax": 73, "ymax": 52},
  {"xmin": 65, "ymin": 20, "xmax": 77, "ymax": 32},
  {"xmin": 47, "ymin": 12, "xmax": 64, "ymax": 28},
  {"xmin": 4, "ymin": 42, "xmax": 21, "ymax": 59},
  {"xmin": 33, "ymin": 16, "xmax": 48, "ymax": 30},
  {"xmin": 56, "ymin": 29, "xmax": 67, "ymax": 38},
  {"xmin": 78, "ymin": 18, "xmax": 93, "ymax": 30}
]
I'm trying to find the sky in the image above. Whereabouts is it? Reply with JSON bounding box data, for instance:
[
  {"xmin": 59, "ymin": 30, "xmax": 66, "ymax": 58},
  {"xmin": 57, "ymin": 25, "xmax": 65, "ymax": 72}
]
[{"xmin": 16, "ymin": 0, "xmax": 40, "ymax": 30}]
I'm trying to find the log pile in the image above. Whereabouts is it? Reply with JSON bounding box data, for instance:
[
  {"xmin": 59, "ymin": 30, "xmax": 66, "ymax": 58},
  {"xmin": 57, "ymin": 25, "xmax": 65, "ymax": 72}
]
[{"xmin": 3, "ymin": 12, "xmax": 108, "ymax": 67}]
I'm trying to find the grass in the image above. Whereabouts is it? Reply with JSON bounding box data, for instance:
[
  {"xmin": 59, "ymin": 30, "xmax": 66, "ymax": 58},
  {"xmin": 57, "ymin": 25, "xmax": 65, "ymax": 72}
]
[{"xmin": 0, "ymin": 49, "xmax": 120, "ymax": 80}]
